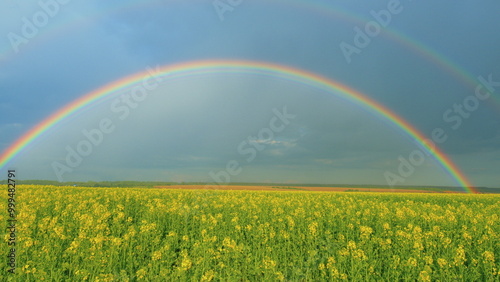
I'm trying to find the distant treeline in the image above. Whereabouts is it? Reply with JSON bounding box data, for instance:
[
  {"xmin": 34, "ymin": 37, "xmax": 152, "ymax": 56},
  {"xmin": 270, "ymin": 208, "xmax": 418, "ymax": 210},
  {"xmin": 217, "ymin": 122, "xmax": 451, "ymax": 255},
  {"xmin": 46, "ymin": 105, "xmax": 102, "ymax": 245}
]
[{"xmin": 0, "ymin": 179, "xmax": 178, "ymax": 188}]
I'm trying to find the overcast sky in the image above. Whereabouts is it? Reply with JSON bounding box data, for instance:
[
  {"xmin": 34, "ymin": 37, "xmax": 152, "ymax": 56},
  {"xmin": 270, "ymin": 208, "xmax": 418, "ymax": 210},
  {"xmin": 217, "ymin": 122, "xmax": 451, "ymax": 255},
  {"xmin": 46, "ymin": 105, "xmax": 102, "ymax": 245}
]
[{"xmin": 1, "ymin": 0, "xmax": 499, "ymax": 188}]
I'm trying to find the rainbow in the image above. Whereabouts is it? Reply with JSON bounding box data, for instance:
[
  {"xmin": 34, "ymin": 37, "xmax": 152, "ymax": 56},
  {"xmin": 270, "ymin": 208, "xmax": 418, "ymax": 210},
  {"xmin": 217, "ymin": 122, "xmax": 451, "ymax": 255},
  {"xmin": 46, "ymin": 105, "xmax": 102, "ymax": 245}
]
[
  {"xmin": 309, "ymin": 2, "xmax": 500, "ymax": 109},
  {"xmin": 0, "ymin": 60, "xmax": 476, "ymax": 192}
]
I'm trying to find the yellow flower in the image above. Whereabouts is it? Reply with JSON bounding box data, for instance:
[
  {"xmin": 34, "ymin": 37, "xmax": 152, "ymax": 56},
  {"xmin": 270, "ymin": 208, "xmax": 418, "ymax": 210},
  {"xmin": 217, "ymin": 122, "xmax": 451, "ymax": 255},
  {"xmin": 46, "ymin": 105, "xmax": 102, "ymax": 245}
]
[
  {"xmin": 360, "ymin": 226, "xmax": 373, "ymax": 239},
  {"xmin": 463, "ymin": 231, "xmax": 472, "ymax": 241},
  {"xmin": 66, "ymin": 240, "xmax": 80, "ymax": 253},
  {"xmin": 418, "ymin": 270, "xmax": 431, "ymax": 282},
  {"xmin": 180, "ymin": 257, "xmax": 192, "ymax": 271},
  {"xmin": 275, "ymin": 271, "xmax": 285, "ymax": 281},
  {"xmin": 328, "ymin": 265, "xmax": 340, "ymax": 278},
  {"xmin": 280, "ymin": 230, "xmax": 290, "ymax": 239},
  {"xmin": 347, "ymin": 241, "xmax": 357, "ymax": 250},
  {"xmin": 222, "ymin": 237, "xmax": 237, "ymax": 249},
  {"xmin": 413, "ymin": 241, "xmax": 424, "ymax": 251},
  {"xmin": 407, "ymin": 258, "xmax": 418, "ymax": 267},
  {"xmin": 23, "ymin": 239, "xmax": 34, "ymax": 248},
  {"xmin": 352, "ymin": 249, "xmax": 367, "ymax": 261},
  {"xmin": 308, "ymin": 222, "xmax": 319, "ymax": 236},
  {"xmin": 286, "ymin": 216, "xmax": 295, "ymax": 229},
  {"xmin": 22, "ymin": 264, "xmax": 31, "ymax": 273},
  {"xmin": 413, "ymin": 226, "xmax": 422, "ymax": 234},
  {"xmin": 136, "ymin": 269, "xmax": 147, "ymax": 279},
  {"xmin": 424, "ymin": 256, "xmax": 433, "ymax": 265},
  {"xmin": 53, "ymin": 226, "xmax": 66, "ymax": 239},
  {"xmin": 454, "ymin": 246, "xmax": 466, "ymax": 265},
  {"xmin": 140, "ymin": 222, "xmax": 157, "ymax": 233},
  {"xmin": 263, "ymin": 257, "xmax": 277, "ymax": 269},
  {"xmin": 111, "ymin": 237, "xmax": 122, "ymax": 246},
  {"xmin": 338, "ymin": 248, "xmax": 349, "ymax": 256},
  {"xmin": 442, "ymin": 237, "xmax": 452, "ymax": 246},
  {"xmin": 152, "ymin": 251, "xmax": 162, "ymax": 261},
  {"xmin": 437, "ymin": 258, "xmax": 448, "ymax": 268},
  {"xmin": 201, "ymin": 270, "xmax": 215, "ymax": 281},
  {"xmin": 96, "ymin": 274, "xmax": 115, "ymax": 282},
  {"xmin": 483, "ymin": 251, "xmax": 495, "ymax": 263},
  {"xmin": 327, "ymin": 256, "xmax": 336, "ymax": 266},
  {"xmin": 396, "ymin": 209, "xmax": 405, "ymax": 218}
]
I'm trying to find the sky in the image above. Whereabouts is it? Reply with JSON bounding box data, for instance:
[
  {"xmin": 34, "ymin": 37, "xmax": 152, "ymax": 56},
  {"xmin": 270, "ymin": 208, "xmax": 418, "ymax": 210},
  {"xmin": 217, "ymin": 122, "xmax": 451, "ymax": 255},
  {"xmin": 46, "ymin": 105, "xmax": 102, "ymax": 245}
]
[{"xmin": 0, "ymin": 0, "xmax": 499, "ymax": 188}]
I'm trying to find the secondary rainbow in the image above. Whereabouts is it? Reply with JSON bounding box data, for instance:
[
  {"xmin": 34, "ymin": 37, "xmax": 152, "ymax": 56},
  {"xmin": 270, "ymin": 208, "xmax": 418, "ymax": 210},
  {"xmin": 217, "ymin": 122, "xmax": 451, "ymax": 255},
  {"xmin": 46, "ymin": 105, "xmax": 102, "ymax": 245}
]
[
  {"xmin": 3, "ymin": 1, "xmax": 497, "ymax": 109},
  {"xmin": 0, "ymin": 60, "xmax": 476, "ymax": 192}
]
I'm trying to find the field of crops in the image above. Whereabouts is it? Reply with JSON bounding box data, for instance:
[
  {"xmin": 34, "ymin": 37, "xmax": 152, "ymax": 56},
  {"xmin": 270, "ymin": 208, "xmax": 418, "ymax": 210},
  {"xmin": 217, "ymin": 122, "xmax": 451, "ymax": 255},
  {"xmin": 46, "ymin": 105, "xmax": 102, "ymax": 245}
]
[{"xmin": 2, "ymin": 185, "xmax": 500, "ymax": 281}]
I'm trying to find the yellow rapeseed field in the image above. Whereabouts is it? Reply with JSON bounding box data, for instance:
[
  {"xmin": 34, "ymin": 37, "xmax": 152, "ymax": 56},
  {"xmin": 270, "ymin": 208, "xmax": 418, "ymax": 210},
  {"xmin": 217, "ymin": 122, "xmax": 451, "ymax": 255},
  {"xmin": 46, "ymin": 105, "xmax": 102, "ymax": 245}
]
[{"xmin": 2, "ymin": 185, "xmax": 499, "ymax": 281}]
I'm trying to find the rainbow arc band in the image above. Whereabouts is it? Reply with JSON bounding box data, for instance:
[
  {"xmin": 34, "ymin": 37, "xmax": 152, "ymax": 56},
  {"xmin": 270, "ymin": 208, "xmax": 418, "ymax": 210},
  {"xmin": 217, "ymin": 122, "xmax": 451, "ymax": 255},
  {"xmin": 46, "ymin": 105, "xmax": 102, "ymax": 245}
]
[
  {"xmin": 0, "ymin": 60, "xmax": 476, "ymax": 193},
  {"xmin": 2, "ymin": 0, "xmax": 495, "ymax": 108},
  {"xmin": 2, "ymin": 0, "xmax": 497, "ymax": 111}
]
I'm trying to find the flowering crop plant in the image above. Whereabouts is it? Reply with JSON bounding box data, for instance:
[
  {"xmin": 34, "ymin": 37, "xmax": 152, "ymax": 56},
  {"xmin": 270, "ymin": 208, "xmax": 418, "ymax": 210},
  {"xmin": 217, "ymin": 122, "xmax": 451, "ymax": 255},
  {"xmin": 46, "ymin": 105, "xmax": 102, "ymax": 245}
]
[{"xmin": 1, "ymin": 185, "xmax": 499, "ymax": 281}]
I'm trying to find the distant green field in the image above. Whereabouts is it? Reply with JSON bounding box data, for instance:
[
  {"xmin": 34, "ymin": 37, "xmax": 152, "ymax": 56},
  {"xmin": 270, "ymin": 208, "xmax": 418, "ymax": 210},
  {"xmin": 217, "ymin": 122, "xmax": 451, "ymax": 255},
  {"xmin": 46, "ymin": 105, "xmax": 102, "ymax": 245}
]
[
  {"xmin": 1, "ymin": 180, "xmax": 499, "ymax": 193},
  {"xmin": 271, "ymin": 186, "xmax": 307, "ymax": 190}
]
